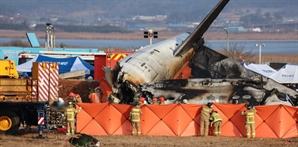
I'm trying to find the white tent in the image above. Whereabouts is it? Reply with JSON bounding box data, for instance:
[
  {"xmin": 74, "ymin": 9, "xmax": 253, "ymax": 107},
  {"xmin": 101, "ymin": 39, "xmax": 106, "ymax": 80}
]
[
  {"xmin": 245, "ymin": 64, "xmax": 277, "ymax": 77},
  {"xmin": 283, "ymin": 64, "xmax": 298, "ymax": 70},
  {"xmin": 269, "ymin": 64, "xmax": 298, "ymax": 83},
  {"xmin": 16, "ymin": 55, "xmax": 94, "ymax": 76},
  {"xmin": 16, "ymin": 56, "xmax": 39, "ymax": 72}
]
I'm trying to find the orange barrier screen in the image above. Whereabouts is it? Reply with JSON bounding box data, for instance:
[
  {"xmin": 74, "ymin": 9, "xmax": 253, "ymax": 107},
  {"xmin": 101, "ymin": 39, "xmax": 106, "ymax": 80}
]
[{"xmin": 76, "ymin": 103, "xmax": 298, "ymax": 138}]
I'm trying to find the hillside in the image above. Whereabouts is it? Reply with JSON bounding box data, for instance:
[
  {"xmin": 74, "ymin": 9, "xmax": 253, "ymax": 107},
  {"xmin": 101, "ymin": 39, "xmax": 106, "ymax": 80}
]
[{"xmin": 1, "ymin": 0, "xmax": 297, "ymax": 20}]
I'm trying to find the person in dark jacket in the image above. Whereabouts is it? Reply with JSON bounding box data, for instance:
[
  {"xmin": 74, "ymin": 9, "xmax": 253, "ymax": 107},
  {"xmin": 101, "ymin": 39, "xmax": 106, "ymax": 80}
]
[{"xmin": 68, "ymin": 133, "xmax": 100, "ymax": 147}]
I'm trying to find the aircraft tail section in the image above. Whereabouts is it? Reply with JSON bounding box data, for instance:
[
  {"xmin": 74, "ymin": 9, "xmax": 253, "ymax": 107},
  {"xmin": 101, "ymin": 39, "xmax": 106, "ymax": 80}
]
[{"xmin": 174, "ymin": 0, "xmax": 229, "ymax": 56}]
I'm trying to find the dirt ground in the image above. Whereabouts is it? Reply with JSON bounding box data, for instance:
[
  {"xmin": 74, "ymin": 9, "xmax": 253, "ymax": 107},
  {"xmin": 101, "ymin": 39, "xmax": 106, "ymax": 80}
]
[
  {"xmin": 0, "ymin": 130, "xmax": 297, "ymax": 147},
  {"xmin": 58, "ymin": 79, "xmax": 99, "ymax": 102}
]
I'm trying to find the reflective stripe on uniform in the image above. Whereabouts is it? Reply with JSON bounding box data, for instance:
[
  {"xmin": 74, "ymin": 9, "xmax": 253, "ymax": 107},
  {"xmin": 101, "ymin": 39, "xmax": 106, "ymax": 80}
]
[
  {"xmin": 212, "ymin": 113, "xmax": 222, "ymax": 122},
  {"xmin": 66, "ymin": 108, "xmax": 75, "ymax": 121},
  {"xmin": 131, "ymin": 108, "xmax": 141, "ymax": 122},
  {"xmin": 246, "ymin": 111, "xmax": 255, "ymax": 124},
  {"xmin": 65, "ymin": 108, "xmax": 80, "ymax": 121},
  {"xmin": 203, "ymin": 106, "xmax": 210, "ymax": 115}
]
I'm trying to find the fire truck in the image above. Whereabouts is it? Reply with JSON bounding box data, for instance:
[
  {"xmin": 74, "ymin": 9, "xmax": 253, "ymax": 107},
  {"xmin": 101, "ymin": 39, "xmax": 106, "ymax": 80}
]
[{"xmin": 93, "ymin": 51, "xmax": 134, "ymax": 102}]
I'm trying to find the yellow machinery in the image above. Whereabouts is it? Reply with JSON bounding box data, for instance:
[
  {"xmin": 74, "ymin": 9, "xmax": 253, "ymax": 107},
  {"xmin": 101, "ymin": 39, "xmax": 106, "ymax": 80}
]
[
  {"xmin": 0, "ymin": 60, "xmax": 19, "ymax": 79},
  {"xmin": 0, "ymin": 60, "xmax": 37, "ymax": 102}
]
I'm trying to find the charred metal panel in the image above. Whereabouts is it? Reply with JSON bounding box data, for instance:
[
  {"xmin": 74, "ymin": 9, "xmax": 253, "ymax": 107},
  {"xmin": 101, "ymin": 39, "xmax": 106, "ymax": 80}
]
[
  {"xmin": 106, "ymin": 0, "xmax": 231, "ymax": 104},
  {"xmin": 190, "ymin": 46, "xmax": 228, "ymax": 78},
  {"xmin": 102, "ymin": 0, "xmax": 298, "ymax": 106},
  {"xmin": 140, "ymin": 75, "xmax": 297, "ymax": 106},
  {"xmin": 109, "ymin": 33, "xmax": 195, "ymax": 103}
]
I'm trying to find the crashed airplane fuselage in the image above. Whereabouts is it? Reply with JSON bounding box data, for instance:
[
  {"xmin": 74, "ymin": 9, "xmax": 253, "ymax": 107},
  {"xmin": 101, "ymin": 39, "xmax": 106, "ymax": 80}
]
[{"xmin": 106, "ymin": 0, "xmax": 298, "ymax": 105}]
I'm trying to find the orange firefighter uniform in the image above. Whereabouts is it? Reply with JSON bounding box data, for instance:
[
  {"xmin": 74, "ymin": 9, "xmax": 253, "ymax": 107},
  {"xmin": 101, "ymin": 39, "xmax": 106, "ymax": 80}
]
[
  {"xmin": 210, "ymin": 111, "xmax": 222, "ymax": 136},
  {"xmin": 89, "ymin": 93, "xmax": 100, "ymax": 103},
  {"xmin": 65, "ymin": 101, "xmax": 81, "ymax": 135},
  {"xmin": 152, "ymin": 97, "xmax": 158, "ymax": 105},
  {"xmin": 129, "ymin": 102, "xmax": 142, "ymax": 135},
  {"xmin": 241, "ymin": 105, "xmax": 257, "ymax": 138},
  {"xmin": 159, "ymin": 97, "xmax": 165, "ymax": 105},
  {"xmin": 139, "ymin": 97, "xmax": 145, "ymax": 107},
  {"xmin": 200, "ymin": 102, "xmax": 213, "ymax": 136}
]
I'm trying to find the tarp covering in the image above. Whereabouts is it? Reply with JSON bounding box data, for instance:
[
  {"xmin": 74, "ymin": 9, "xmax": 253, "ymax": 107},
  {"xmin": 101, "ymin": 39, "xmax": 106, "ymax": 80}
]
[
  {"xmin": 269, "ymin": 64, "xmax": 298, "ymax": 83},
  {"xmin": 16, "ymin": 55, "xmax": 94, "ymax": 76},
  {"xmin": 245, "ymin": 64, "xmax": 277, "ymax": 77},
  {"xmin": 76, "ymin": 103, "xmax": 298, "ymax": 138}
]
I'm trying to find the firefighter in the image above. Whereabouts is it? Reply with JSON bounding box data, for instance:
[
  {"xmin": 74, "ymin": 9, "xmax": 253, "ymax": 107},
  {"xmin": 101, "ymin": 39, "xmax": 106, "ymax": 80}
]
[
  {"xmin": 74, "ymin": 94, "xmax": 82, "ymax": 103},
  {"xmin": 65, "ymin": 101, "xmax": 81, "ymax": 135},
  {"xmin": 152, "ymin": 97, "xmax": 158, "ymax": 105},
  {"xmin": 159, "ymin": 96, "xmax": 165, "ymax": 105},
  {"xmin": 95, "ymin": 87, "xmax": 104, "ymax": 103},
  {"xmin": 89, "ymin": 88, "xmax": 100, "ymax": 103},
  {"xmin": 241, "ymin": 105, "xmax": 257, "ymax": 138},
  {"xmin": 68, "ymin": 92, "xmax": 75, "ymax": 103},
  {"xmin": 200, "ymin": 102, "xmax": 213, "ymax": 136},
  {"xmin": 68, "ymin": 133, "xmax": 100, "ymax": 147},
  {"xmin": 209, "ymin": 111, "xmax": 222, "ymax": 136},
  {"xmin": 139, "ymin": 97, "xmax": 145, "ymax": 107},
  {"xmin": 129, "ymin": 102, "xmax": 142, "ymax": 135}
]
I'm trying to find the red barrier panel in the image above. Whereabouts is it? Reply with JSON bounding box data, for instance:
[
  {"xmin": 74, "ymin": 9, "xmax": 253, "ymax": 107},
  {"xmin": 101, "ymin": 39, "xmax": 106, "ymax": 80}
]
[{"xmin": 76, "ymin": 103, "xmax": 298, "ymax": 138}]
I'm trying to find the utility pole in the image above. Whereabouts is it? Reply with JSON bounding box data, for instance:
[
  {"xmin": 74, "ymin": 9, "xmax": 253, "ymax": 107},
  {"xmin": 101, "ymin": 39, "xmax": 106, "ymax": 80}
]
[
  {"xmin": 223, "ymin": 28, "xmax": 229, "ymax": 52},
  {"xmin": 45, "ymin": 23, "xmax": 55, "ymax": 51},
  {"xmin": 256, "ymin": 43, "xmax": 265, "ymax": 64},
  {"xmin": 144, "ymin": 29, "xmax": 158, "ymax": 46}
]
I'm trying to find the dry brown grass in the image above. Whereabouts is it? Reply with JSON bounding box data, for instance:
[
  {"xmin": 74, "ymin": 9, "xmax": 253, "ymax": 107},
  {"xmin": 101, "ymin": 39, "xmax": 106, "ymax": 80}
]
[
  {"xmin": 0, "ymin": 30, "xmax": 298, "ymax": 40},
  {"xmin": 257, "ymin": 54, "xmax": 298, "ymax": 64},
  {"xmin": 0, "ymin": 132, "xmax": 297, "ymax": 147},
  {"xmin": 217, "ymin": 51, "xmax": 298, "ymax": 64},
  {"xmin": 1, "ymin": 30, "xmax": 297, "ymax": 64}
]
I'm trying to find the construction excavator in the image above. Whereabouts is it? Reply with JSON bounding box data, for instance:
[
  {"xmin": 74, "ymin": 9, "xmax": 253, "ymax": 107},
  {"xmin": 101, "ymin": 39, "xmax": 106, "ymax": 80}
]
[{"xmin": 104, "ymin": 0, "xmax": 298, "ymax": 106}]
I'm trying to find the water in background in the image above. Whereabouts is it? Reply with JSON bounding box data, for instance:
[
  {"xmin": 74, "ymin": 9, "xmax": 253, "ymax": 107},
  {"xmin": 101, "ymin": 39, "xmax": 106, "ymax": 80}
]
[{"xmin": 1, "ymin": 38, "xmax": 297, "ymax": 54}]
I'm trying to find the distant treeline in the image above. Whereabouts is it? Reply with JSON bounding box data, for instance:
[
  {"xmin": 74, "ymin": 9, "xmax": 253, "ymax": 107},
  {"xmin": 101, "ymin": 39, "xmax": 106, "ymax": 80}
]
[
  {"xmin": 0, "ymin": 23, "xmax": 132, "ymax": 33},
  {"xmin": 0, "ymin": 23, "xmax": 29, "ymax": 30}
]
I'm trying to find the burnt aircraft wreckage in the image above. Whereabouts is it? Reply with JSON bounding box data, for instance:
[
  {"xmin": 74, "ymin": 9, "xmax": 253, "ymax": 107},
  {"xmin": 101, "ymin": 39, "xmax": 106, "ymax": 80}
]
[{"xmin": 105, "ymin": 0, "xmax": 298, "ymax": 106}]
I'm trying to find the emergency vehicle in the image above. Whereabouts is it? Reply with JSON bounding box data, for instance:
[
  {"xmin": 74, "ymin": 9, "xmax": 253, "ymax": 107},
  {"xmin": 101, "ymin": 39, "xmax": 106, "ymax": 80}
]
[
  {"xmin": 0, "ymin": 59, "xmax": 52, "ymax": 137},
  {"xmin": 18, "ymin": 51, "xmax": 106, "ymax": 66}
]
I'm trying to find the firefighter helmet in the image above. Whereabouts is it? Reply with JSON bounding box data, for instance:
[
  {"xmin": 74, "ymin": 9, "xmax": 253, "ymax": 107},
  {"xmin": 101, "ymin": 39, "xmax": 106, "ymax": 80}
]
[
  {"xmin": 153, "ymin": 97, "xmax": 157, "ymax": 101},
  {"xmin": 68, "ymin": 101, "xmax": 73, "ymax": 105},
  {"xmin": 159, "ymin": 96, "xmax": 165, "ymax": 101},
  {"xmin": 207, "ymin": 102, "xmax": 213, "ymax": 108},
  {"xmin": 247, "ymin": 105, "xmax": 252, "ymax": 110},
  {"xmin": 139, "ymin": 97, "xmax": 145, "ymax": 102},
  {"xmin": 95, "ymin": 87, "xmax": 101, "ymax": 92},
  {"xmin": 69, "ymin": 92, "xmax": 75, "ymax": 97},
  {"xmin": 75, "ymin": 94, "xmax": 80, "ymax": 97}
]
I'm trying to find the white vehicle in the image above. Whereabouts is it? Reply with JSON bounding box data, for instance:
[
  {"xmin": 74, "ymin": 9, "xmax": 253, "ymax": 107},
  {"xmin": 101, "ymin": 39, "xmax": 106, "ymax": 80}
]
[{"xmin": 18, "ymin": 51, "xmax": 106, "ymax": 66}]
